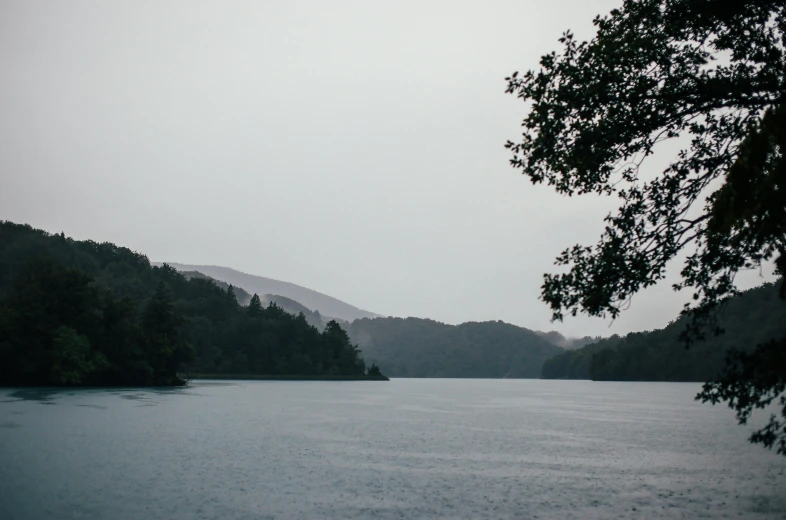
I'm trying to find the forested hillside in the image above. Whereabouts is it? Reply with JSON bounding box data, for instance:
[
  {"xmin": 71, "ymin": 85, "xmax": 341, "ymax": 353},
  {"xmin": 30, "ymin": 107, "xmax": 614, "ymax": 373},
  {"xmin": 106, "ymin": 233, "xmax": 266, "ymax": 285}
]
[
  {"xmin": 541, "ymin": 283, "xmax": 786, "ymax": 381},
  {"xmin": 179, "ymin": 270, "xmax": 330, "ymax": 329},
  {"xmin": 347, "ymin": 317, "xmax": 563, "ymax": 378},
  {"xmin": 180, "ymin": 270, "xmax": 253, "ymax": 305},
  {"xmin": 540, "ymin": 338, "xmax": 622, "ymax": 380},
  {"xmin": 260, "ymin": 294, "xmax": 337, "ymax": 330},
  {"xmin": 535, "ymin": 330, "xmax": 599, "ymax": 350},
  {"xmin": 0, "ymin": 222, "xmax": 379, "ymax": 386},
  {"xmin": 162, "ymin": 263, "xmax": 378, "ymax": 322}
]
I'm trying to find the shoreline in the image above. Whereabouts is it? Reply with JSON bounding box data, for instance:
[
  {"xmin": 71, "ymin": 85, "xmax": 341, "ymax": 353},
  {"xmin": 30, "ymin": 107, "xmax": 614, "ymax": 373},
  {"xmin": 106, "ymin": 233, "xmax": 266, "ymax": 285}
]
[{"xmin": 184, "ymin": 373, "xmax": 390, "ymax": 381}]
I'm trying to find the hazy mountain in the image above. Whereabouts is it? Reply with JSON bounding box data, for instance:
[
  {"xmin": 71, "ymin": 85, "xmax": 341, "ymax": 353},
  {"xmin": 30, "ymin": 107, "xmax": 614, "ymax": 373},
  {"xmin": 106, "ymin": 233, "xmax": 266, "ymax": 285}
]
[
  {"xmin": 159, "ymin": 263, "xmax": 379, "ymax": 322},
  {"xmin": 178, "ymin": 270, "xmax": 331, "ymax": 328},
  {"xmin": 261, "ymin": 294, "xmax": 340, "ymax": 330},
  {"xmin": 535, "ymin": 330, "xmax": 599, "ymax": 350},
  {"xmin": 347, "ymin": 317, "xmax": 563, "ymax": 378},
  {"xmin": 180, "ymin": 270, "xmax": 253, "ymax": 305}
]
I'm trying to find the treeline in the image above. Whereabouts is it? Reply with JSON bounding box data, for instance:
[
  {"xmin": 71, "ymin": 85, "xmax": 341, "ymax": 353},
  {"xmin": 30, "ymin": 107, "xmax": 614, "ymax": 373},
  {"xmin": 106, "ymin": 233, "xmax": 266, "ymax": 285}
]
[
  {"xmin": 346, "ymin": 317, "xmax": 563, "ymax": 378},
  {"xmin": 541, "ymin": 282, "xmax": 786, "ymax": 381},
  {"xmin": 260, "ymin": 293, "xmax": 339, "ymax": 331},
  {"xmin": 180, "ymin": 270, "xmax": 253, "ymax": 304},
  {"xmin": 535, "ymin": 330, "xmax": 599, "ymax": 351},
  {"xmin": 180, "ymin": 271, "xmax": 335, "ymax": 330},
  {"xmin": 0, "ymin": 222, "xmax": 378, "ymax": 386}
]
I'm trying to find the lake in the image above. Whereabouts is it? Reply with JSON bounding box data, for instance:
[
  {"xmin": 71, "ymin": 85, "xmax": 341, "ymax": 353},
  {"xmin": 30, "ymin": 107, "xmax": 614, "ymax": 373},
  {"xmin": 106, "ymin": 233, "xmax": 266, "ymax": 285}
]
[{"xmin": 1, "ymin": 379, "xmax": 784, "ymax": 519}]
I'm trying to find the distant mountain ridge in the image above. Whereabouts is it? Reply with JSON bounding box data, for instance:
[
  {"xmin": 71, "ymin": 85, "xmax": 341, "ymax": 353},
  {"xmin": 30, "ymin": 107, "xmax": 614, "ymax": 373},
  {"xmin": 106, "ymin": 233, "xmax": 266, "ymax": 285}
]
[
  {"xmin": 178, "ymin": 270, "xmax": 332, "ymax": 329},
  {"xmin": 535, "ymin": 330, "xmax": 599, "ymax": 350},
  {"xmin": 174, "ymin": 265, "xmax": 583, "ymax": 377},
  {"xmin": 347, "ymin": 317, "xmax": 563, "ymax": 378},
  {"xmin": 158, "ymin": 263, "xmax": 379, "ymax": 322},
  {"xmin": 163, "ymin": 266, "xmax": 603, "ymax": 375},
  {"xmin": 179, "ymin": 270, "xmax": 253, "ymax": 305}
]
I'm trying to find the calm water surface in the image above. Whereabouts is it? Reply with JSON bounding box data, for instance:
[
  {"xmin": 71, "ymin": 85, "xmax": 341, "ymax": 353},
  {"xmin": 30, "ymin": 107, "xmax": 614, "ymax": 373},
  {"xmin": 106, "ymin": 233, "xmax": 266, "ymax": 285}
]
[{"xmin": 0, "ymin": 379, "xmax": 784, "ymax": 519}]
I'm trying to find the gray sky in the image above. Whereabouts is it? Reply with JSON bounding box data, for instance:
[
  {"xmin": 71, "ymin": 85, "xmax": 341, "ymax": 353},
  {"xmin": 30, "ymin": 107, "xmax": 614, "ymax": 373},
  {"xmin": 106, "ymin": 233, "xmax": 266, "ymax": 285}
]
[{"xmin": 0, "ymin": 0, "xmax": 776, "ymax": 337}]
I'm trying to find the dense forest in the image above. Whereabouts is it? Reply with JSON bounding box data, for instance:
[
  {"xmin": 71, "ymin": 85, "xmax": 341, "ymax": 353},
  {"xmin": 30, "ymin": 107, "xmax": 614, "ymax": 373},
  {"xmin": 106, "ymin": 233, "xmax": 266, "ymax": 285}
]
[
  {"xmin": 535, "ymin": 331, "xmax": 598, "ymax": 351},
  {"xmin": 180, "ymin": 270, "xmax": 333, "ymax": 330},
  {"xmin": 346, "ymin": 317, "xmax": 563, "ymax": 378},
  {"xmin": 0, "ymin": 222, "xmax": 382, "ymax": 386},
  {"xmin": 179, "ymin": 270, "xmax": 254, "ymax": 305},
  {"xmin": 541, "ymin": 283, "xmax": 786, "ymax": 381},
  {"xmin": 162, "ymin": 263, "xmax": 378, "ymax": 321}
]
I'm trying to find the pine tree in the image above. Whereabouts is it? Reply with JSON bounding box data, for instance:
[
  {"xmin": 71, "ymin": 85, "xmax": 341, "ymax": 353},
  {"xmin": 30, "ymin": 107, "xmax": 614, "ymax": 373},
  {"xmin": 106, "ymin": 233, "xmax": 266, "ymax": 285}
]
[{"xmin": 247, "ymin": 294, "xmax": 264, "ymax": 316}]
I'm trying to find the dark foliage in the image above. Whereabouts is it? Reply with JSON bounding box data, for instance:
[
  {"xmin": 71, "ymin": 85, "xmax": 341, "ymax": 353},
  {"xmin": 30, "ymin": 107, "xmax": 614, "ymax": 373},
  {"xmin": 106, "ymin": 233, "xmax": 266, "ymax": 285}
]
[
  {"xmin": 542, "ymin": 284, "xmax": 785, "ymax": 383},
  {"xmin": 699, "ymin": 337, "xmax": 786, "ymax": 455},
  {"xmin": 540, "ymin": 337, "xmax": 620, "ymax": 380},
  {"xmin": 162, "ymin": 263, "xmax": 378, "ymax": 322},
  {"xmin": 0, "ymin": 222, "xmax": 371, "ymax": 385},
  {"xmin": 506, "ymin": 0, "xmax": 786, "ymax": 454},
  {"xmin": 263, "ymin": 294, "xmax": 334, "ymax": 330},
  {"xmin": 347, "ymin": 317, "xmax": 562, "ymax": 378},
  {"xmin": 180, "ymin": 271, "xmax": 336, "ymax": 330},
  {"xmin": 179, "ymin": 271, "xmax": 253, "ymax": 305}
]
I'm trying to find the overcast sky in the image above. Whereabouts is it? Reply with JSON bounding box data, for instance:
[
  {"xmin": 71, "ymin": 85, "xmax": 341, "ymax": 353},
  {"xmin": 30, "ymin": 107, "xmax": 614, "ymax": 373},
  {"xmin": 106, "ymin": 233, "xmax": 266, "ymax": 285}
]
[{"xmin": 0, "ymin": 0, "xmax": 776, "ymax": 337}]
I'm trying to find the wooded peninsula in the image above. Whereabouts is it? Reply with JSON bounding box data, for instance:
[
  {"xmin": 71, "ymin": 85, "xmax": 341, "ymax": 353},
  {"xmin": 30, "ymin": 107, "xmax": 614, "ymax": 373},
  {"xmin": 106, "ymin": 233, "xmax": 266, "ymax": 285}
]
[{"xmin": 0, "ymin": 222, "xmax": 386, "ymax": 386}]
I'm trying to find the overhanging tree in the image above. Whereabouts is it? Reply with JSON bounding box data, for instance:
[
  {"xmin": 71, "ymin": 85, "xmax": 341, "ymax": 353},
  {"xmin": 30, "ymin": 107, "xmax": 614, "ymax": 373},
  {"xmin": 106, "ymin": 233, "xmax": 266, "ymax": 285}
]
[{"xmin": 504, "ymin": 0, "xmax": 786, "ymax": 454}]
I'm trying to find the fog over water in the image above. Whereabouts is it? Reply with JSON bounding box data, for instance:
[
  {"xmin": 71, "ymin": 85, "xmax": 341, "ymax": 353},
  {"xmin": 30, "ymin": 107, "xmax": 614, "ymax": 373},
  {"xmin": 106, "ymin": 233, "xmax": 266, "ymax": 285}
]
[
  {"xmin": 1, "ymin": 380, "xmax": 784, "ymax": 519},
  {"xmin": 0, "ymin": 0, "xmax": 777, "ymax": 336}
]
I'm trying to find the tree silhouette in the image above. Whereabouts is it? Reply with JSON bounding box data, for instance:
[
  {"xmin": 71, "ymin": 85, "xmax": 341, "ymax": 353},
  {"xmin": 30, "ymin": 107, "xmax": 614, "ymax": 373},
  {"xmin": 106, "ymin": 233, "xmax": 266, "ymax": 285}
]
[
  {"xmin": 505, "ymin": 0, "xmax": 786, "ymax": 454},
  {"xmin": 247, "ymin": 294, "xmax": 264, "ymax": 317}
]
